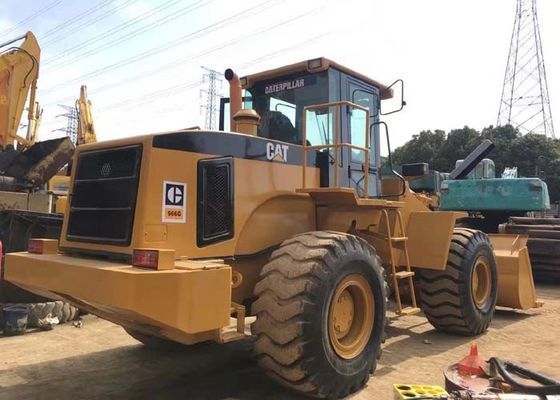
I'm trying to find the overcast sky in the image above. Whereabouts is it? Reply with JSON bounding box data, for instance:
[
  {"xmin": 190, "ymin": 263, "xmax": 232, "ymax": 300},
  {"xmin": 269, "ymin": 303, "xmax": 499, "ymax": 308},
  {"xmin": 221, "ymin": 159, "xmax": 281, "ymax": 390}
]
[{"xmin": 1, "ymin": 0, "xmax": 558, "ymax": 148}]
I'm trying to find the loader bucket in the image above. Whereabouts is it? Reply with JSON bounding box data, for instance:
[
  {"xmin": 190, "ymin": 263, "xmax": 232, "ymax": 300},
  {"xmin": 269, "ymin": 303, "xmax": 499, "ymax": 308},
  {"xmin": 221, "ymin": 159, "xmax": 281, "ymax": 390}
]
[{"xmin": 488, "ymin": 234, "xmax": 541, "ymax": 310}]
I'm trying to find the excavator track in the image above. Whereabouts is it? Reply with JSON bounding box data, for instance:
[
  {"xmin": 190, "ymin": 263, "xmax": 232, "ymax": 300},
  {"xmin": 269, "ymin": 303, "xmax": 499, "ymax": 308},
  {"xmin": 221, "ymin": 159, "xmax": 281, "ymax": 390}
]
[{"xmin": 501, "ymin": 216, "xmax": 560, "ymax": 282}]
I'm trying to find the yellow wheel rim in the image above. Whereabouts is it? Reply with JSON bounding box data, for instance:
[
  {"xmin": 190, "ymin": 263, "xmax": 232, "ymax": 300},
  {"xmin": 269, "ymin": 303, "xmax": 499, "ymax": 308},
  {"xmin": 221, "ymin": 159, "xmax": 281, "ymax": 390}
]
[
  {"xmin": 328, "ymin": 274, "xmax": 374, "ymax": 360},
  {"xmin": 472, "ymin": 256, "xmax": 491, "ymax": 309}
]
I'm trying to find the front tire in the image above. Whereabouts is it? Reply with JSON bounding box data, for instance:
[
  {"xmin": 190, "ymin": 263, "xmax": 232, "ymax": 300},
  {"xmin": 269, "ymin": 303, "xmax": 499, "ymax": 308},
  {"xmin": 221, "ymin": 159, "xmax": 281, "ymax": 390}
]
[
  {"xmin": 252, "ymin": 231, "xmax": 387, "ymax": 399},
  {"xmin": 417, "ymin": 228, "xmax": 498, "ymax": 336}
]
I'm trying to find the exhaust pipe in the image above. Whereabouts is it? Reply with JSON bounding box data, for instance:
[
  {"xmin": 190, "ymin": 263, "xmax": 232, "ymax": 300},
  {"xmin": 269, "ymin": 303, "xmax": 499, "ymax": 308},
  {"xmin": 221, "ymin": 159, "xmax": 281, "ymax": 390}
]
[{"xmin": 224, "ymin": 68, "xmax": 241, "ymax": 132}]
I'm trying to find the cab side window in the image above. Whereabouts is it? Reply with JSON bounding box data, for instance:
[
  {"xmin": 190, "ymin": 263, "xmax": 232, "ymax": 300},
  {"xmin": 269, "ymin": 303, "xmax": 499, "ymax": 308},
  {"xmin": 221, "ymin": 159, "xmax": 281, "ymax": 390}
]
[{"xmin": 350, "ymin": 89, "xmax": 373, "ymax": 163}]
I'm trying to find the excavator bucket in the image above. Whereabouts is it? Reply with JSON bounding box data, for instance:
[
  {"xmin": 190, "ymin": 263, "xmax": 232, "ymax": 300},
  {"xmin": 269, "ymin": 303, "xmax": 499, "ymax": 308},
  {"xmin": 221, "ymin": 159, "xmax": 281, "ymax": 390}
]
[{"xmin": 488, "ymin": 234, "xmax": 541, "ymax": 310}]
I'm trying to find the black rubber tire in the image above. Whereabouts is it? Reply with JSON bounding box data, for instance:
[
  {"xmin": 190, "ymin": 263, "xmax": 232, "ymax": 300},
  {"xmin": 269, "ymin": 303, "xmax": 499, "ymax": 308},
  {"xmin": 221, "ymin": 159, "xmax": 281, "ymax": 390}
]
[
  {"xmin": 252, "ymin": 231, "xmax": 387, "ymax": 399},
  {"xmin": 27, "ymin": 301, "xmax": 79, "ymax": 327},
  {"xmin": 125, "ymin": 328, "xmax": 186, "ymax": 351},
  {"xmin": 417, "ymin": 228, "xmax": 498, "ymax": 336}
]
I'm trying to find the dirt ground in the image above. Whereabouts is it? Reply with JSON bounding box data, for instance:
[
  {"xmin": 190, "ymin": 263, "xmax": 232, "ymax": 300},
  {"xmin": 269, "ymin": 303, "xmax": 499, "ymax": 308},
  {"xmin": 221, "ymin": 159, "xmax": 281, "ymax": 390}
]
[{"xmin": 0, "ymin": 284, "xmax": 559, "ymax": 400}]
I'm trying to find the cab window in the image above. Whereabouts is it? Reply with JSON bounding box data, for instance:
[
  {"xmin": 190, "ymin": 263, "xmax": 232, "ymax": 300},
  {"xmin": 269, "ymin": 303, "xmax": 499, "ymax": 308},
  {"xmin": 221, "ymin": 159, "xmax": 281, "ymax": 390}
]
[
  {"xmin": 248, "ymin": 72, "xmax": 329, "ymax": 145},
  {"xmin": 350, "ymin": 89, "xmax": 373, "ymax": 163}
]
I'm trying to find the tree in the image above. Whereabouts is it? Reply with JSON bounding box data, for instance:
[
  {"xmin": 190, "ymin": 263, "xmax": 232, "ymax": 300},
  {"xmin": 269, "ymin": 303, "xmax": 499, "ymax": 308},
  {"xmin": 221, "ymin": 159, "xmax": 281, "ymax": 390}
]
[
  {"xmin": 392, "ymin": 130, "xmax": 447, "ymax": 171},
  {"xmin": 439, "ymin": 126, "xmax": 480, "ymax": 169},
  {"xmin": 480, "ymin": 125, "xmax": 520, "ymax": 174},
  {"xmin": 391, "ymin": 125, "xmax": 560, "ymax": 202}
]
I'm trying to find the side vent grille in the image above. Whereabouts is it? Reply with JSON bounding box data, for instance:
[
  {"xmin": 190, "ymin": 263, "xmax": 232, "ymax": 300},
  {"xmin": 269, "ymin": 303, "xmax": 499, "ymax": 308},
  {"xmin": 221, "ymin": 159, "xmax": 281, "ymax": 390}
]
[{"xmin": 197, "ymin": 157, "xmax": 234, "ymax": 246}]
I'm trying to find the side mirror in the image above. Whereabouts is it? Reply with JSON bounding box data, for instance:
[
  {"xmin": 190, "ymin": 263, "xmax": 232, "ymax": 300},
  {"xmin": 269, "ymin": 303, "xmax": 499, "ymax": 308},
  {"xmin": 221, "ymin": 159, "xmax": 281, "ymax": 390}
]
[{"xmin": 380, "ymin": 79, "xmax": 406, "ymax": 116}]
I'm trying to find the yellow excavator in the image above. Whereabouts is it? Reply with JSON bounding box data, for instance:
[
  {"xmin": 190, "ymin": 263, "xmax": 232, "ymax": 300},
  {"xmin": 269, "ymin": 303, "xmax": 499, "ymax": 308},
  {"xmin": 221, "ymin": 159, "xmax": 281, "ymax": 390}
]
[
  {"xmin": 0, "ymin": 31, "xmax": 40, "ymax": 149},
  {"xmin": 0, "ymin": 31, "xmax": 74, "ymax": 197},
  {"xmin": 49, "ymin": 84, "xmax": 97, "ymax": 212},
  {"xmin": 5, "ymin": 57, "xmax": 540, "ymax": 398},
  {"xmin": 0, "ymin": 32, "xmax": 91, "ymax": 325}
]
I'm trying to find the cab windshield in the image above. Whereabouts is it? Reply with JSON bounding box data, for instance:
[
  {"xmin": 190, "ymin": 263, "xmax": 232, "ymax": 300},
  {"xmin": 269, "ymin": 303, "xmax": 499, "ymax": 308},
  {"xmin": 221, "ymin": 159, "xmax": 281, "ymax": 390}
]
[{"xmin": 246, "ymin": 71, "xmax": 329, "ymax": 145}]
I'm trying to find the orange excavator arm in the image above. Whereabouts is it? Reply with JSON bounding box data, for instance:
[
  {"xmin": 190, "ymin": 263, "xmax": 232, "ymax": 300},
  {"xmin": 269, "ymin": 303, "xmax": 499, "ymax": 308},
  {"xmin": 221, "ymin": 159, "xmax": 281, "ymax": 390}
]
[{"xmin": 0, "ymin": 31, "xmax": 40, "ymax": 149}]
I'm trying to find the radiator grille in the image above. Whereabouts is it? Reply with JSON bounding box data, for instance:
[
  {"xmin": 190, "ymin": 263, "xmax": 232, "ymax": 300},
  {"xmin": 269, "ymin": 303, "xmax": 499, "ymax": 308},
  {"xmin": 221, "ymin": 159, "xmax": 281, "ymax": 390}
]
[
  {"xmin": 66, "ymin": 145, "xmax": 142, "ymax": 246},
  {"xmin": 197, "ymin": 157, "xmax": 233, "ymax": 246}
]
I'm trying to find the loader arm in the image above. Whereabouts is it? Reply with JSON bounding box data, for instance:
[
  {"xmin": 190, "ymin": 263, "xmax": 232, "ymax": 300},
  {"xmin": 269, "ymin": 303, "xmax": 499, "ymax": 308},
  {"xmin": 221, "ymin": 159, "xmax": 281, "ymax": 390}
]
[{"xmin": 0, "ymin": 32, "xmax": 40, "ymax": 149}]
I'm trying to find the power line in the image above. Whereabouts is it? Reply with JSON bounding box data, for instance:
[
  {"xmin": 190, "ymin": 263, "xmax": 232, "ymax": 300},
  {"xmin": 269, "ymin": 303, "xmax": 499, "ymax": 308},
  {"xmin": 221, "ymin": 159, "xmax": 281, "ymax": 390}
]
[
  {"xmin": 39, "ymin": 0, "xmax": 115, "ymax": 40},
  {"xmin": 42, "ymin": 11, "xmax": 327, "ymax": 108},
  {"xmin": 93, "ymin": 28, "xmax": 327, "ymax": 114},
  {"xmin": 97, "ymin": 81, "xmax": 200, "ymax": 112},
  {"xmin": 78, "ymin": 30, "xmax": 331, "ymax": 132},
  {"xmin": 45, "ymin": 27, "xmax": 331, "ymax": 106},
  {"xmin": 0, "ymin": 0, "xmax": 64, "ymax": 36},
  {"xmin": 41, "ymin": 0, "xmax": 138, "ymax": 47},
  {"xmin": 41, "ymin": 0, "xmax": 316, "ymax": 97},
  {"xmin": 44, "ymin": 0, "xmax": 209, "ymax": 67},
  {"xmin": 42, "ymin": 0, "xmax": 281, "ymax": 93}
]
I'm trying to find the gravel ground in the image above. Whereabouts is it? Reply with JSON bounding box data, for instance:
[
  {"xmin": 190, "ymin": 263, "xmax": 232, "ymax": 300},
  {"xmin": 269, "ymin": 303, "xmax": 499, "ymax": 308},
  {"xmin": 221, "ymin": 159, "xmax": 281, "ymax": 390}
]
[{"xmin": 0, "ymin": 284, "xmax": 558, "ymax": 400}]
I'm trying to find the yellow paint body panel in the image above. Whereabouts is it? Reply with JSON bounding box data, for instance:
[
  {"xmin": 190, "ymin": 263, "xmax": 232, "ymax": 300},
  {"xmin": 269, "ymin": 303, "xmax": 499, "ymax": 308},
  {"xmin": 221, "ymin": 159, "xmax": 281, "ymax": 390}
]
[
  {"xmin": 489, "ymin": 234, "xmax": 540, "ymax": 310},
  {"xmin": 58, "ymin": 134, "xmax": 318, "ymax": 258},
  {"xmin": 6, "ymin": 252, "xmax": 231, "ymax": 343},
  {"xmin": 55, "ymin": 196, "xmax": 67, "ymax": 214},
  {"xmin": 406, "ymin": 211, "xmax": 458, "ymax": 271}
]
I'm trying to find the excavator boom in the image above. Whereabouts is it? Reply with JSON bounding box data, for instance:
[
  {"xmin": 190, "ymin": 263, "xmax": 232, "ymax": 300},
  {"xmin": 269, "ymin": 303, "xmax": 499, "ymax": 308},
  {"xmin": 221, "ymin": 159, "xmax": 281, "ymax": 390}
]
[
  {"xmin": 0, "ymin": 31, "xmax": 40, "ymax": 149},
  {"xmin": 76, "ymin": 85, "xmax": 97, "ymax": 145}
]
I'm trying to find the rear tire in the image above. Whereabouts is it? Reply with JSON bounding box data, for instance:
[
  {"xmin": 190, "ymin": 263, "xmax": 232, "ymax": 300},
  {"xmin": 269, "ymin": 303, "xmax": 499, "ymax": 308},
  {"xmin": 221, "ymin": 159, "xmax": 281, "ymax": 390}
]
[
  {"xmin": 252, "ymin": 231, "xmax": 387, "ymax": 399},
  {"xmin": 417, "ymin": 228, "xmax": 498, "ymax": 336}
]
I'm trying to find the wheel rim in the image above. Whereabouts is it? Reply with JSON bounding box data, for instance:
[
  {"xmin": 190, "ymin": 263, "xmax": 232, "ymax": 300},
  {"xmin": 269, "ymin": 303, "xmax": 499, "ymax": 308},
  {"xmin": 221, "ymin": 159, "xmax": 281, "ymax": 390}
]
[
  {"xmin": 471, "ymin": 256, "xmax": 492, "ymax": 309},
  {"xmin": 328, "ymin": 274, "xmax": 374, "ymax": 360}
]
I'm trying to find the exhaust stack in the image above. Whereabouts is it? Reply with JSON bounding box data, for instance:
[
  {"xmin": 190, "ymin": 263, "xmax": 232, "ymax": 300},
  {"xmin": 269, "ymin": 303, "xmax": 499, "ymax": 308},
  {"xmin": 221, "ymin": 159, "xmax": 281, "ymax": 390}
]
[{"xmin": 224, "ymin": 68, "xmax": 242, "ymax": 132}]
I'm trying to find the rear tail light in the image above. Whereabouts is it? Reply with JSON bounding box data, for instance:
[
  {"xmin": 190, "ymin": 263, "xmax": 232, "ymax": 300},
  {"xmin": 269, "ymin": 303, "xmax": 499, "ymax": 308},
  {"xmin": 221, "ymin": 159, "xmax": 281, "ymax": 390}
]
[
  {"xmin": 132, "ymin": 248, "xmax": 175, "ymax": 270},
  {"xmin": 133, "ymin": 250, "xmax": 159, "ymax": 269},
  {"xmin": 28, "ymin": 239, "xmax": 59, "ymax": 255}
]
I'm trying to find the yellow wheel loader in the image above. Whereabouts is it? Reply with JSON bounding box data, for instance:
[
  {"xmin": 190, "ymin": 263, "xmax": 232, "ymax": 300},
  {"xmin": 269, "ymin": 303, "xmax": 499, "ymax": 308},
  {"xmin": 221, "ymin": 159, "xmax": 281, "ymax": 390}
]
[{"xmin": 5, "ymin": 58, "xmax": 540, "ymax": 399}]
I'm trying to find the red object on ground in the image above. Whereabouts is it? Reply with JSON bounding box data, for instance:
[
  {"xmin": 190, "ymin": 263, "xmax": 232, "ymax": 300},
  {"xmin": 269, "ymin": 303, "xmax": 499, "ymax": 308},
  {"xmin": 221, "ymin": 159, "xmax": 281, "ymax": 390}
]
[{"xmin": 457, "ymin": 343, "xmax": 486, "ymax": 376}]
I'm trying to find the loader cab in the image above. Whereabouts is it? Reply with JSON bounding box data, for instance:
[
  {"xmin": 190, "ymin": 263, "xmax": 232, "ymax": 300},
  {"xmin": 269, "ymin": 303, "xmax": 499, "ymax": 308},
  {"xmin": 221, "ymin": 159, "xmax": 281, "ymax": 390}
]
[{"xmin": 221, "ymin": 58, "xmax": 396, "ymax": 197}]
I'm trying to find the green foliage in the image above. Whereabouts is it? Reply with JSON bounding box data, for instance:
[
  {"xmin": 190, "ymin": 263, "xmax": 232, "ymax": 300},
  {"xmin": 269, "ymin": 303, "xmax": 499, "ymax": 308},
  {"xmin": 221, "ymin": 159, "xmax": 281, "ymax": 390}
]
[{"xmin": 392, "ymin": 125, "xmax": 560, "ymax": 202}]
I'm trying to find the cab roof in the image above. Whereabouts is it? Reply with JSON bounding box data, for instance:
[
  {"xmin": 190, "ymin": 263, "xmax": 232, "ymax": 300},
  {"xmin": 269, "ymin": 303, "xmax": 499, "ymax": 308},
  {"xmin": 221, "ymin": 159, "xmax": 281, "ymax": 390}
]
[{"xmin": 241, "ymin": 57, "xmax": 393, "ymax": 100}]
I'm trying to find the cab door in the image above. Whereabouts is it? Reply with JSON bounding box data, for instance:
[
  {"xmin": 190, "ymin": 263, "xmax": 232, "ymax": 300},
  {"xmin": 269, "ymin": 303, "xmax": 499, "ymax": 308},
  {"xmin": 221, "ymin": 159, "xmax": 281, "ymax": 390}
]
[{"xmin": 341, "ymin": 76, "xmax": 380, "ymax": 197}]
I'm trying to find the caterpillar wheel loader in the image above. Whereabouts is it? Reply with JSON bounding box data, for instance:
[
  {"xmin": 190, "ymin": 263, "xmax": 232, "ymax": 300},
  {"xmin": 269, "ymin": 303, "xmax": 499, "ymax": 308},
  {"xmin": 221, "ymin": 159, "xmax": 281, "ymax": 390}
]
[{"xmin": 5, "ymin": 57, "xmax": 540, "ymax": 398}]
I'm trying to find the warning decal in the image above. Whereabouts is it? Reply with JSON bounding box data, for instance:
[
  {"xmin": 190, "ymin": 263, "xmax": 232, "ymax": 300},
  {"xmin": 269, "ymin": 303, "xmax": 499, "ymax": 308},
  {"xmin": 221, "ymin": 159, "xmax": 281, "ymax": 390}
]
[{"xmin": 162, "ymin": 181, "xmax": 186, "ymax": 223}]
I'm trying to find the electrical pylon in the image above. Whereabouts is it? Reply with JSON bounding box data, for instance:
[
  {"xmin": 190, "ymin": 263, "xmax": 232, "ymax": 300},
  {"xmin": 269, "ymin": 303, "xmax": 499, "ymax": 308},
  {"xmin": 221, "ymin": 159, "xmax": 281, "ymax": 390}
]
[
  {"xmin": 200, "ymin": 67, "xmax": 223, "ymax": 130},
  {"xmin": 497, "ymin": 0, "xmax": 554, "ymax": 137}
]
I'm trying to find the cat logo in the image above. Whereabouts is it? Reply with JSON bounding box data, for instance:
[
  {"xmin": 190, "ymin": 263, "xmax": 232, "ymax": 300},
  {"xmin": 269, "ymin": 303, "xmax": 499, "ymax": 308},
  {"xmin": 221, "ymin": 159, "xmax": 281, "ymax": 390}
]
[
  {"xmin": 162, "ymin": 181, "xmax": 186, "ymax": 223},
  {"xmin": 266, "ymin": 142, "xmax": 289, "ymax": 163}
]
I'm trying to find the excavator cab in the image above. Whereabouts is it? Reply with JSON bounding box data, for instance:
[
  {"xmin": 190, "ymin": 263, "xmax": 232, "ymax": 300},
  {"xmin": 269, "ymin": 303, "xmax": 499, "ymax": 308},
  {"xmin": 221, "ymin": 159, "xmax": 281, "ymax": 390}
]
[{"xmin": 221, "ymin": 58, "xmax": 399, "ymax": 197}]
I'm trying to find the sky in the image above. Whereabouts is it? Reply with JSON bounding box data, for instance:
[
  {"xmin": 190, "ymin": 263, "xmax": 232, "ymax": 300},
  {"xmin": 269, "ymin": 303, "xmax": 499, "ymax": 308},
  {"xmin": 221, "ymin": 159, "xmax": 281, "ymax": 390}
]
[{"xmin": 0, "ymin": 0, "xmax": 558, "ymax": 149}]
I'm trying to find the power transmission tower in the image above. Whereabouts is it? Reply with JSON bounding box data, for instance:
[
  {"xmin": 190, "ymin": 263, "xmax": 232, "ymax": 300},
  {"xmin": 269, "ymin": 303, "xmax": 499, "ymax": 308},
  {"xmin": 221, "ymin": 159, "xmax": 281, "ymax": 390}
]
[
  {"xmin": 497, "ymin": 0, "xmax": 554, "ymax": 137},
  {"xmin": 200, "ymin": 66, "xmax": 223, "ymax": 130},
  {"xmin": 54, "ymin": 104, "xmax": 78, "ymax": 144}
]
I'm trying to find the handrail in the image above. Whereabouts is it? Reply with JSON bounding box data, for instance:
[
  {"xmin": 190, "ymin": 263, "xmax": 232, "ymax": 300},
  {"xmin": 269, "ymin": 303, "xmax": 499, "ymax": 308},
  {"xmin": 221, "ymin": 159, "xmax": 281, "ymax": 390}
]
[{"xmin": 301, "ymin": 100, "xmax": 370, "ymax": 197}]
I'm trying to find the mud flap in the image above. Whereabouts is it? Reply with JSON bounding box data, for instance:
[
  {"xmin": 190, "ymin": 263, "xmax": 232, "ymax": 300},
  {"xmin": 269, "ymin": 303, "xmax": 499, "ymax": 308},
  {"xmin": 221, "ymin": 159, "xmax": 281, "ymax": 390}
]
[{"xmin": 489, "ymin": 234, "xmax": 542, "ymax": 310}]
